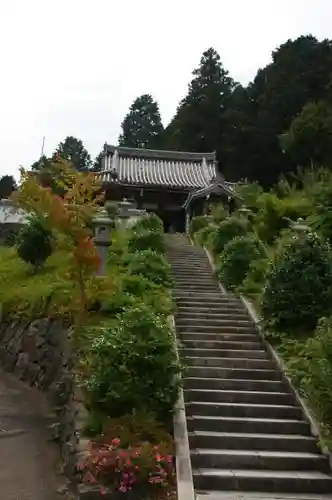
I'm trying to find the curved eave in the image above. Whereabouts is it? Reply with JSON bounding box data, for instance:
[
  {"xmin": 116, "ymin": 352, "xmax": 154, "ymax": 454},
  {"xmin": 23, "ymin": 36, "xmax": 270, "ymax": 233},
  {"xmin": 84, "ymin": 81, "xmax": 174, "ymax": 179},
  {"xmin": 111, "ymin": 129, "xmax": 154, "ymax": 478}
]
[{"xmin": 183, "ymin": 182, "xmax": 242, "ymax": 209}]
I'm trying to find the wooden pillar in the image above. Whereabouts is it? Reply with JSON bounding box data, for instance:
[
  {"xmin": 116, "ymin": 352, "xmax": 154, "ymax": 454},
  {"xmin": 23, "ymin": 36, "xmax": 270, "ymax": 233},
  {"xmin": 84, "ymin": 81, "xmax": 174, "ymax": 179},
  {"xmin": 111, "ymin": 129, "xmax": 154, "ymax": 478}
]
[{"xmin": 185, "ymin": 208, "xmax": 190, "ymax": 233}]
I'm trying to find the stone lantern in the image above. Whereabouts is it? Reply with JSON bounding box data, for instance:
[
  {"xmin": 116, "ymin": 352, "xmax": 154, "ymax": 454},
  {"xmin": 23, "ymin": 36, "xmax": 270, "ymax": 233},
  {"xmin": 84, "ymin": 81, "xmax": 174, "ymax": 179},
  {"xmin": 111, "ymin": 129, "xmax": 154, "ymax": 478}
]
[
  {"xmin": 117, "ymin": 198, "xmax": 146, "ymax": 227},
  {"xmin": 93, "ymin": 208, "xmax": 114, "ymax": 276}
]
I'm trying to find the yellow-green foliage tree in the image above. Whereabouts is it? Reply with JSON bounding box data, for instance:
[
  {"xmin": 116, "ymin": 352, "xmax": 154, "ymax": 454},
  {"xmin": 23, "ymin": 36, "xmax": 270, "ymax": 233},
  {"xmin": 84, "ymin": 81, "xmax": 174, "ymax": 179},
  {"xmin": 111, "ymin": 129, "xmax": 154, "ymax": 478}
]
[{"xmin": 12, "ymin": 159, "xmax": 107, "ymax": 316}]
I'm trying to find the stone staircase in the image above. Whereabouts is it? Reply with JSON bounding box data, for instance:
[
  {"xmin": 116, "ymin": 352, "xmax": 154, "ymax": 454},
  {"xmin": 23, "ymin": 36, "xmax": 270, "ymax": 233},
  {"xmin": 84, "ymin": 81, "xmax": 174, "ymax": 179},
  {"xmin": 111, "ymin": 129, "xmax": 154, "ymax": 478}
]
[{"xmin": 166, "ymin": 233, "xmax": 332, "ymax": 500}]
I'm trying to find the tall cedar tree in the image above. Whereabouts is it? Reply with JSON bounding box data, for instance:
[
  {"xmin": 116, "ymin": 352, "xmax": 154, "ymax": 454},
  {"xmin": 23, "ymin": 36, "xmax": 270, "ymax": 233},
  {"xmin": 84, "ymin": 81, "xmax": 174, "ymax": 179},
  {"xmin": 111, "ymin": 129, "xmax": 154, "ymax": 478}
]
[
  {"xmin": 280, "ymin": 100, "xmax": 332, "ymax": 167},
  {"xmin": 119, "ymin": 94, "xmax": 164, "ymax": 149},
  {"xmin": 53, "ymin": 136, "xmax": 91, "ymax": 171},
  {"xmin": 221, "ymin": 35, "xmax": 332, "ymax": 185},
  {"xmin": 165, "ymin": 48, "xmax": 235, "ymax": 156},
  {"xmin": 0, "ymin": 175, "xmax": 17, "ymax": 199}
]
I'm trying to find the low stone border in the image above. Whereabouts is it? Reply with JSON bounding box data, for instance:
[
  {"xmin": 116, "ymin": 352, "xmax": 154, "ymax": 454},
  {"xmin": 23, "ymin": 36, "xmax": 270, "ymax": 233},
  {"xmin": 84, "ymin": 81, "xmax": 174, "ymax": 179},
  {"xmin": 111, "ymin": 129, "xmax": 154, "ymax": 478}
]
[
  {"xmin": 241, "ymin": 294, "xmax": 332, "ymax": 471},
  {"xmin": 168, "ymin": 315, "xmax": 195, "ymax": 500}
]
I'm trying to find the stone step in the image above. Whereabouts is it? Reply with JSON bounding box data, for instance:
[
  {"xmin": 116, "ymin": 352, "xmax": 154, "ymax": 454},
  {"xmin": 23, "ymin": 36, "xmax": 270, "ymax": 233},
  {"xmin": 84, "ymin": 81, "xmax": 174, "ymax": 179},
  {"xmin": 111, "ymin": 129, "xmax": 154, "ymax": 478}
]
[
  {"xmin": 187, "ymin": 365, "xmax": 281, "ymax": 381},
  {"xmin": 177, "ymin": 318, "xmax": 254, "ymax": 328},
  {"xmin": 189, "ymin": 431, "xmax": 319, "ymax": 453},
  {"xmin": 181, "ymin": 332, "xmax": 260, "ymax": 342},
  {"xmin": 177, "ymin": 311, "xmax": 251, "ymax": 321},
  {"xmin": 174, "ymin": 276, "xmax": 216, "ymax": 282},
  {"xmin": 171, "ymin": 261, "xmax": 210, "ymax": 266},
  {"xmin": 175, "ymin": 292, "xmax": 240, "ymax": 302},
  {"xmin": 180, "ymin": 339, "xmax": 262, "ymax": 350},
  {"xmin": 178, "ymin": 324, "xmax": 257, "ymax": 334},
  {"xmin": 196, "ymin": 491, "xmax": 332, "ymax": 500},
  {"xmin": 175, "ymin": 286, "xmax": 222, "ymax": 293},
  {"xmin": 184, "ymin": 389, "xmax": 295, "ymax": 406},
  {"xmin": 187, "ymin": 415, "xmax": 310, "ymax": 435},
  {"xmin": 191, "ymin": 449, "xmax": 330, "ymax": 473},
  {"xmin": 177, "ymin": 303, "xmax": 246, "ymax": 313},
  {"xmin": 181, "ymin": 348, "xmax": 268, "ymax": 359},
  {"xmin": 185, "ymin": 357, "xmax": 274, "ymax": 369},
  {"xmin": 184, "ymin": 377, "xmax": 286, "ymax": 392},
  {"xmin": 172, "ymin": 270, "xmax": 211, "ymax": 276},
  {"xmin": 186, "ymin": 402, "xmax": 303, "ymax": 419},
  {"xmin": 192, "ymin": 468, "xmax": 332, "ymax": 494}
]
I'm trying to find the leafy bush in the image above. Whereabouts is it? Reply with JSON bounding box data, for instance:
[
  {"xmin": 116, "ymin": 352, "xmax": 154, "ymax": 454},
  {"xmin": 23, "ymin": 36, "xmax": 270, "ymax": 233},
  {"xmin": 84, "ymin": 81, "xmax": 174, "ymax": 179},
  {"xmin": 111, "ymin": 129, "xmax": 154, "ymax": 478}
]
[
  {"xmin": 102, "ymin": 412, "xmax": 174, "ymax": 448},
  {"xmin": 210, "ymin": 204, "xmax": 227, "ymax": 222},
  {"xmin": 210, "ymin": 216, "xmax": 248, "ymax": 254},
  {"xmin": 189, "ymin": 215, "xmax": 213, "ymax": 236},
  {"xmin": 80, "ymin": 437, "xmax": 175, "ymax": 496},
  {"xmin": 279, "ymin": 317, "xmax": 332, "ymax": 445},
  {"xmin": 127, "ymin": 250, "xmax": 172, "ymax": 287},
  {"xmin": 195, "ymin": 223, "xmax": 218, "ymax": 248},
  {"xmin": 100, "ymin": 291, "xmax": 137, "ymax": 317},
  {"xmin": 239, "ymin": 258, "xmax": 269, "ymax": 298},
  {"xmin": 133, "ymin": 213, "xmax": 164, "ymax": 233},
  {"xmin": 261, "ymin": 232, "xmax": 332, "ymax": 334},
  {"xmin": 85, "ymin": 305, "xmax": 181, "ymax": 420},
  {"xmin": 217, "ymin": 235, "xmax": 262, "ymax": 291},
  {"xmin": 128, "ymin": 229, "xmax": 165, "ymax": 253},
  {"xmin": 17, "ymin": 216, "xmax": 53, "ymax": 269}
]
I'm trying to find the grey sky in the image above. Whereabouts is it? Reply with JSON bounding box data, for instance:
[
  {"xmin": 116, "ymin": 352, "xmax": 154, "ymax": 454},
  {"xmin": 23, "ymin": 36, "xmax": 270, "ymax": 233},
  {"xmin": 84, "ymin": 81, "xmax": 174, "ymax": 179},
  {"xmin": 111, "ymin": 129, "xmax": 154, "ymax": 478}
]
[{"xmin": 1, "ymin": 0, "xmax": 331, "ymax": 179}]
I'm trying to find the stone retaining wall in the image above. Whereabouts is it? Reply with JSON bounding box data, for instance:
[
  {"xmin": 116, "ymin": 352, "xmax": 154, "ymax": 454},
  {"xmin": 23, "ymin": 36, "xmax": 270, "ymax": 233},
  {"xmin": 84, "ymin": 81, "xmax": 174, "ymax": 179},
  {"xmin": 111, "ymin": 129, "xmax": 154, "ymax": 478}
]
[{"xmin": 0, "ymin": 318, "xmax": 82, "ymax": 488}]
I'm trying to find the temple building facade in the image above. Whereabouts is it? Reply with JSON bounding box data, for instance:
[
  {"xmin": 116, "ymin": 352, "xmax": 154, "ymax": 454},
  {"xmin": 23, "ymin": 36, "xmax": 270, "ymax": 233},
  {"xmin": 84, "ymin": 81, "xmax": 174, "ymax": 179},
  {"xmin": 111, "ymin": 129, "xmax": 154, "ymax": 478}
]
[{"xmin": 99, "ymin": 144, "xmax": 238, "ymax": 232}]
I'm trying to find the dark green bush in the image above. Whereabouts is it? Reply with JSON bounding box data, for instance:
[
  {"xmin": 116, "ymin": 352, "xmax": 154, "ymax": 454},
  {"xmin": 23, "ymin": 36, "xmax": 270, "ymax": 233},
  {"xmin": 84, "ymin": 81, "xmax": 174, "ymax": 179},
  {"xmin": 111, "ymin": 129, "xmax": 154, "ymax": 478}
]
[
  {"xmin": 280, "ymin": 317, "xmax": 332, "ymax": 441},
  {"xmin": 195, "ymin": 223, "xmax": 218, "ymax": 248},
  {"xmin": 133, "ymin": 213, "xmax": 164, "ymax": 233},
  {"xmin": 85, "ymin": 305, "xmax": 181, "ymax": 419},
  {"xmin": 217, "ymin": 235, "xmax": 262, "ymax": 291},
  {"xmin": 239, "ymin": 258, "xmax": 269, "ymax": 298},
  {"xmin": 128, "ymin": 229, "xmax": 165, "ymax": 253},
  {"xmin": 100, "ymin": 291, "xmax": 137, "ymax": 317},
  {"xmin": 210, "ymin": 216, "xmax": 248, "ymax": 255},
  {"xmin": 17, "ymin": 216, "xmax": 53, "ymax": 269},
  {"xmin": 127, "ymin": 250, "xmax": 172, "ymax": 287},
  {"xmin": 189, "ymin": 215, "xmax": 213, "ymax": 236},
  {"xmin": 261, "ymin": 232, "xmax": 332, "ymax": 334}
]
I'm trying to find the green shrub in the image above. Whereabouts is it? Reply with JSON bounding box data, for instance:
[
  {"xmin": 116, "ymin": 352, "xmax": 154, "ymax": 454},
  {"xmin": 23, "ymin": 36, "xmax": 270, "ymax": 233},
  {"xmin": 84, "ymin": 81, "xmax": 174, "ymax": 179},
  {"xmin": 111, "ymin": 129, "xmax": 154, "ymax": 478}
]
[
  {"xmin": 195, "ymin": 223, "xmax": 218, "ymax": 248},
  {"xmin": 17, "ymin": 216, "xmax": 53, "ymax": 269},
  {"xmin": 210, "ymin": 216, "xmax": 248, "ymax": 255},
  {"xmin": 133, "ymin": 213, "xmax": 164, "ymax": 233},
  {"xmin": 280, "ymin": 317, "xmax": 332, "ymax": 443},
  {"xmin": 126, "ymin": 250, "xmax": 172, "ymax": 287},
  {"xmin": 189, "ymin": 215, "xmax": 213, "ymax": 236},
  {"xmin": 100, "ymin": 291, "xmax": 137, "ymax": 317},
  {"xmin": 239, "ymin": 258, "xmax": 269, "ymax": 298},
  {"xmin": 261, "ymin": 232, "xmax": 332, "ymax": 334},
  {"xmin": 210, "ymin": 204, "xmax": 227, "ymax": 222},
  {"xmin": 85, "ymin": 305, "xmax": 181, "ymax": 419},
  {"xmin": 217, "ymin": 235, "xmax": 262, "ymax": 291},
  {"xmin": 128, "ymin": 229, "xmax": 165, "ymax": 253},
  {"xmin": 121, "ymin": 274, "xmax": 158, "ymax": 296}
]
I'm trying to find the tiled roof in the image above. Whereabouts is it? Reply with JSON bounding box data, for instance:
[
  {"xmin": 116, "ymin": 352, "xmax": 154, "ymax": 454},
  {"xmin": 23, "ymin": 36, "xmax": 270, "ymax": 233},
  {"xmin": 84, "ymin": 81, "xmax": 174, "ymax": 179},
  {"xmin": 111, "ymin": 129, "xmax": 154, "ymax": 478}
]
[
  {"xmin": 99, "ymin": 144, "xmax": 218, "ymax": 189},
  {"xmin": 183, "ymin": 173, "xmax": 240, "ymax": 208}
]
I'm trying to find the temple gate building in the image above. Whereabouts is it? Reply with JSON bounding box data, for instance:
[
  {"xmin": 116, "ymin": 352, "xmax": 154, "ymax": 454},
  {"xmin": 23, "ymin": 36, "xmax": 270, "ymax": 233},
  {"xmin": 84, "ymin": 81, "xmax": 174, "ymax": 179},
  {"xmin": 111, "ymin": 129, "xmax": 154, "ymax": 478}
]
[{"xmin": 99, "ymin": 144, "xmax": 238, "ymax": 232}]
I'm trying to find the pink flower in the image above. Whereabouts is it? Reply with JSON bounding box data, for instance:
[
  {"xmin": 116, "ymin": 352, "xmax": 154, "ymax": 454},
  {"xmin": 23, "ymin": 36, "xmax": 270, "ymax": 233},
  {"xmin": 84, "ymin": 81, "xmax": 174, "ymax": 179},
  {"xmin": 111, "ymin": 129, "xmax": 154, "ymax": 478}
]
[{"xmin": 112, "ymin": 438, "xmax": 121, "ymax": 447}]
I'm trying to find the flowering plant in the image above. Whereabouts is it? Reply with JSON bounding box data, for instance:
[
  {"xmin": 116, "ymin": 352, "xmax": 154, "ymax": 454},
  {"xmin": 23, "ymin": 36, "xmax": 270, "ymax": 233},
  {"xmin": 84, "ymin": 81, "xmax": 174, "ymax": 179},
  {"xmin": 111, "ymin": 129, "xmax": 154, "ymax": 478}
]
[{"xmin": 79, "ymin": 438, "xmax": 175, "ymax": 496}]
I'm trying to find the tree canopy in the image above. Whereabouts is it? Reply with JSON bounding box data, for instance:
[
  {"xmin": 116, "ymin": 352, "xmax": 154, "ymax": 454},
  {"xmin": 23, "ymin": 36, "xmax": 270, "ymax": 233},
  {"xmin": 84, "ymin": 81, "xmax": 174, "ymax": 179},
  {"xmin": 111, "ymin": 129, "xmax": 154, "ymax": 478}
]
[
  {"xmin": 53, "ymin": 136, "xmax": 91, "ymax": 171},
  {"xmin": 119, "ymin": 94, "xmax": 164, "ymax": 149},
  {"xmin": 0, "ymin": 175, "xmax": 17, "ymax": 199},
  {"xmin": 165, "ymin": 48, "xmax": 235, "ymax": 155}
]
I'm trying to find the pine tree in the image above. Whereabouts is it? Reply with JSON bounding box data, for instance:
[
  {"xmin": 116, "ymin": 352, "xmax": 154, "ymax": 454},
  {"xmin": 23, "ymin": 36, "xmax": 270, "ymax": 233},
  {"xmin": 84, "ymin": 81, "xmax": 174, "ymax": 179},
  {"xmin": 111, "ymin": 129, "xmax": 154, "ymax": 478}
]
[
  {"xmin": 165, "ymin": 48, "xmax": 235, "ymax": 154},
  {"xmin": 53, "ymin": 136, "xmax": 91, "ymax": 171},
  {"xmin": 119, "ymin": 94, "xmax": 164, "ymax": 149}
]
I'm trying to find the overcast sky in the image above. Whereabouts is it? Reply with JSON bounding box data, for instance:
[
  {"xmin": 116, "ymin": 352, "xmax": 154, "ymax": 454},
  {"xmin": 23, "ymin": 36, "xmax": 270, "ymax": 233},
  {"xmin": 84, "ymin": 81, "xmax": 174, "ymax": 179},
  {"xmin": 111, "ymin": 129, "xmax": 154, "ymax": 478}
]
[{"xmin": 0, "ymin": 0, "xmax": 331, "ymax": 179}]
